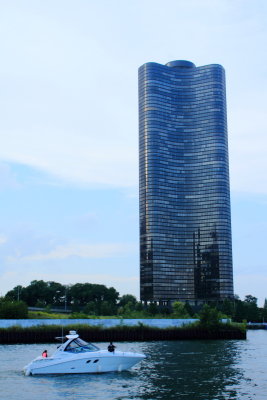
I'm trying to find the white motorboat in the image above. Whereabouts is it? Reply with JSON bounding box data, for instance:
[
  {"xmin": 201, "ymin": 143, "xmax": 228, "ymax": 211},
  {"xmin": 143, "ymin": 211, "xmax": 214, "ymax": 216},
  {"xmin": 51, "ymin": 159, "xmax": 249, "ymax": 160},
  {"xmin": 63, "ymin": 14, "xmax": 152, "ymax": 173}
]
[{"xmin": 23, "ymin": 330, "xmax": 145, "ymax": 375}]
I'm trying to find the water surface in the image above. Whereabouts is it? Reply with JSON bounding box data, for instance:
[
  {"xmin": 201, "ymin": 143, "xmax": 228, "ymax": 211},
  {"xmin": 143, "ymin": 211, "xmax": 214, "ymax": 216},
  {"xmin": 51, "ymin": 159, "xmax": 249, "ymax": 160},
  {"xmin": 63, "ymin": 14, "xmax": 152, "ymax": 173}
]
[{"xmin": 0, "ymin": 330, "xmax": 266, "ymax": 400}]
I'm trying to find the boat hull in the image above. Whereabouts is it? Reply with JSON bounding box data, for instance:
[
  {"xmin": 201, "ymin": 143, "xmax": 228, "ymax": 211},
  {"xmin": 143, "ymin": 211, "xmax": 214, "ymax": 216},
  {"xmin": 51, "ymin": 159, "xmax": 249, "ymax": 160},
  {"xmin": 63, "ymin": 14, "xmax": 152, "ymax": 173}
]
[{"xmin": 24, "ymin": 351, "xmax": 145, "ymax": 375}]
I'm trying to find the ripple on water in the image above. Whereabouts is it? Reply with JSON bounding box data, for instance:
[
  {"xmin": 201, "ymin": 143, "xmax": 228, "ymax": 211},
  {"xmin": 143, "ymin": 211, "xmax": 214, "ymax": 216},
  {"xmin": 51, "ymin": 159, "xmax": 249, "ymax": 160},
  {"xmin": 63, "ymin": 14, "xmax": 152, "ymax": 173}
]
[{"xmin": 1, "ymin": 332, "xmax": 267, "ymax": 399}]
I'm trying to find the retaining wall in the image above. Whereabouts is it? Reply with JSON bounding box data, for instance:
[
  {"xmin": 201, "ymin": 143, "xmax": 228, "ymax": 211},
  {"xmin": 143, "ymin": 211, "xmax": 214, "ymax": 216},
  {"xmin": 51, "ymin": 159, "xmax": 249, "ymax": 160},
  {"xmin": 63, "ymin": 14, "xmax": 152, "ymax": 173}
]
[{"xmin": 0, "ymin": 318, "xmax": 198, "ymax": 329}]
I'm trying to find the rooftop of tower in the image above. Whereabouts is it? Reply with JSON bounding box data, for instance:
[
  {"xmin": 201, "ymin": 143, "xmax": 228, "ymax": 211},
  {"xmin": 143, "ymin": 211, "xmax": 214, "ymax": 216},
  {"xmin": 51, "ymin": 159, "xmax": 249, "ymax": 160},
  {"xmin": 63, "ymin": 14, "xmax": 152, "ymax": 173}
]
[{"xmin": 165, "ymin": 60, "xmax": 196, "ymax": 68}]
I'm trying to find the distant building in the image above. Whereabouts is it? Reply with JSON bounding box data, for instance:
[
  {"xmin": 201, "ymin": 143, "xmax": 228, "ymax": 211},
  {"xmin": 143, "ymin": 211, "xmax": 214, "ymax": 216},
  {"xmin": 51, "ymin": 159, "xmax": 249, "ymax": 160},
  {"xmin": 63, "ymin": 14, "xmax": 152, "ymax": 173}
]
[{"xmin": 139, "ymin": 60, "xmax": 234, "ymax": 305}]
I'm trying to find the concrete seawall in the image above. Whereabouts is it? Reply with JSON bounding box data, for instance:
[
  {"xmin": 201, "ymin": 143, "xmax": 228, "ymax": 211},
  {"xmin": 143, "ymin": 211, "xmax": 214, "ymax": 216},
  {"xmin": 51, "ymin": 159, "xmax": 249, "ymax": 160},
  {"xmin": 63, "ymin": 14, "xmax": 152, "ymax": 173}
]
[{"xmin": 0, "ymin": 318, "xmax": 198, "ymax": 329}]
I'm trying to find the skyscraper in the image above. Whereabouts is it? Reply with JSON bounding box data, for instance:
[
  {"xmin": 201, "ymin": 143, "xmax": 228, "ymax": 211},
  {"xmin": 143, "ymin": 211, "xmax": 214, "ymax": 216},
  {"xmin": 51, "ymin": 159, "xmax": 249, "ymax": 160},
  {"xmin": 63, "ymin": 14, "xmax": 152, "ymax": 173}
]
[{"xmin": 139, "ymin": 60, "xmax": 233, "ymax": 305}]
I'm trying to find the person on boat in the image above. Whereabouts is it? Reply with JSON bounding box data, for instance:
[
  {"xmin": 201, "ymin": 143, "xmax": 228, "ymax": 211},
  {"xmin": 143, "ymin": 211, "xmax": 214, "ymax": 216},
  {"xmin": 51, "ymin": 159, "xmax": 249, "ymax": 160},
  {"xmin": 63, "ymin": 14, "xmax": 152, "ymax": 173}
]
[
  {"xmin": 42, "ymin": 350, "xmax": 48, "ymax": 358},
  {"xmin": 107, "ymin": 342, "xmax": 116, "ymax": 352}
]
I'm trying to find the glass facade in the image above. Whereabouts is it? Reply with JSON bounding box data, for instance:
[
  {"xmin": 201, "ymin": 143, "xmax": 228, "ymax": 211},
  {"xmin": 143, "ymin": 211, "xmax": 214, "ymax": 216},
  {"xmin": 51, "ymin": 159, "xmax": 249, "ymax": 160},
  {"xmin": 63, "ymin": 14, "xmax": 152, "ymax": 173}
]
[{"xmin": 139, "ymin": 60, "xmax": 234, "ymax": 304}]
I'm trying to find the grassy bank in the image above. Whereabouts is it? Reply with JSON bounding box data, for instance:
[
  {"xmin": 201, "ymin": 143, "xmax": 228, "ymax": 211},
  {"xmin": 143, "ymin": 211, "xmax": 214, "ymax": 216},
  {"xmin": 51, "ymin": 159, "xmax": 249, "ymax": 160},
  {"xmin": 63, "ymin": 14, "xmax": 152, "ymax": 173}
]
[{"xmin": 0, "ymin": 322, "xmax": 246, "ymax": 344}]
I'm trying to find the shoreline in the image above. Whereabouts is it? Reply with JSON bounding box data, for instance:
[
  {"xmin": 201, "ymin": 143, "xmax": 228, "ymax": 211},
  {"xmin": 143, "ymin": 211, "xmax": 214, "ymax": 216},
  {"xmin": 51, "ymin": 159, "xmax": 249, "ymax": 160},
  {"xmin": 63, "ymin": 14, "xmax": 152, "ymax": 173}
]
[{"xmin": 0, "ymin": 323, "xmax": 246, "ymax": 344}]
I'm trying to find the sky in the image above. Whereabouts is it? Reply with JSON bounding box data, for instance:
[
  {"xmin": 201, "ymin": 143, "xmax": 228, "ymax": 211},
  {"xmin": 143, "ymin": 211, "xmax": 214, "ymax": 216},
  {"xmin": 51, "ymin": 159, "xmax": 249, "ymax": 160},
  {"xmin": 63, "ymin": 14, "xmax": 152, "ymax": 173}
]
[{"xmin": 0, "ymin": 0, "xmax": 267, "ymax": 305}]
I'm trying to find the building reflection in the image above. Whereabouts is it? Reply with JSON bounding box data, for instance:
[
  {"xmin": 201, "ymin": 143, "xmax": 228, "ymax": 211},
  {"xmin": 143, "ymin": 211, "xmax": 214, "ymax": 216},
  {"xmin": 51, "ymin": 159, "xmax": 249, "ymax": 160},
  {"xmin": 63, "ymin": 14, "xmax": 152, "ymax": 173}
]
[{"xmin": 136, "ymin": 340, "xmax": 244, "ymax": 399}]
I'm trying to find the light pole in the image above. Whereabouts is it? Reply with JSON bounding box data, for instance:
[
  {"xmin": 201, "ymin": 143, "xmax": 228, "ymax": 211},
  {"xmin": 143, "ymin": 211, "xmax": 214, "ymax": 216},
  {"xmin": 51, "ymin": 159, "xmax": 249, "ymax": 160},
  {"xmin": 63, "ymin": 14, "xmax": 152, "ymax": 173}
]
[
  {"xmin": 64, "ymin": 287, "xmax": 67, "ymax": 311},
  {"xmin": 17, "ymin": 286, "xmax": 21, "ymax": 302},
  {"xmin": 56, "ymin": 290, "xmax": 61, "ymax": 308}
]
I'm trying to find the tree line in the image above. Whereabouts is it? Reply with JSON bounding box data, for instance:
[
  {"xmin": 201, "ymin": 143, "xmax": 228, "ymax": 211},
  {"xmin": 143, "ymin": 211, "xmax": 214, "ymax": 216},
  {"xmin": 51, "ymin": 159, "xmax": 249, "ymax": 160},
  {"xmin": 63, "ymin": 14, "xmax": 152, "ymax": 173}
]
[
  {"xmin": 4, "ymin": 280, "xmax": 120, "ymax": 316},
  {"xmin": 2, "ymin": 280, "xmax": 267, "ymax": 322},
  {"xmin": 216, "ymin": 295, "xmax": 267, "ymax": 323}
]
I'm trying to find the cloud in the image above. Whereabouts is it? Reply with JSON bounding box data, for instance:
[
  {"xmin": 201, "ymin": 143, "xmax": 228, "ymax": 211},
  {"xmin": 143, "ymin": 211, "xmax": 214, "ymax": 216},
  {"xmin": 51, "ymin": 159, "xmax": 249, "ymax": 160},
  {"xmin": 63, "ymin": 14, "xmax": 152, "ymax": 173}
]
[
  {"xmin": 39, "ymin": 273, "xmax": 138, "ymax": 286},
  {"xmin": 0, "ymin": 126, "xmax": 138, "ymax": 188},
  {"xmin": 0, "ymin": 3, "xmax": 138, "ymax": 189},
  {"xmin": 7, "ymin": 241, "xmax": 136, "ymax": 262},
  {"xmin": 0, "ymin": 1, "xmax": 266, "ymax": 193},
  {"xmin": 0, "ymin": 235, "xmax": 7, "ymax": 245},
  {"xmin": 0, "ymin": 163, "xmax": 20, "ymax": 190}
]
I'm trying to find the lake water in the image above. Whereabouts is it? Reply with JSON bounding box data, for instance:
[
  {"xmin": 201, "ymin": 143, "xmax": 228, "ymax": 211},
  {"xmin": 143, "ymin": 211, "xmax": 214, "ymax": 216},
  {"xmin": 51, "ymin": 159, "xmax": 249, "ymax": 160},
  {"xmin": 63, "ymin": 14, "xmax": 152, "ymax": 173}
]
[{"xmin": 0, "ymin": 330, "xmax": 267, "ymax": 400}]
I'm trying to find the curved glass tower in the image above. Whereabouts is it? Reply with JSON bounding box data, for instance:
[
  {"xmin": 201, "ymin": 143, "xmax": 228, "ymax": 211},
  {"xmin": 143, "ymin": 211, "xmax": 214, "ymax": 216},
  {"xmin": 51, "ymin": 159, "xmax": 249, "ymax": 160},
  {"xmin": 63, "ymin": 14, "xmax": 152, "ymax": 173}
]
[{"xmin": 139, "ymin": 60, "xmax": 234, "ymax": 305}]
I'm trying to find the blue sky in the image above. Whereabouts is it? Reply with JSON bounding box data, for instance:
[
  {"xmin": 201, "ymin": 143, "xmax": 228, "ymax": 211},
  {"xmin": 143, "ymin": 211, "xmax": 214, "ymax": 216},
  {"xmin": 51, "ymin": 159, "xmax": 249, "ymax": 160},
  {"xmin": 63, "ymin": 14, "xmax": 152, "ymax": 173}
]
[{"xmin": 0, "ymin": 0, "xmax": 267, "ymax": 305}]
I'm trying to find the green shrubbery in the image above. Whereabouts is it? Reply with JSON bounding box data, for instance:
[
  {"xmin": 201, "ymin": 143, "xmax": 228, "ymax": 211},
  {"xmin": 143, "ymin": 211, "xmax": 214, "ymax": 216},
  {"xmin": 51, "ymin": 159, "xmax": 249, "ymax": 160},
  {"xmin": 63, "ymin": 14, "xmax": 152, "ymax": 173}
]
[
  {"xmin": 199, "ymin": 304, "xmax": 221, "ymax": 328},
  {"xmin": 0, "ymin": 298, "xmax": 28, "ymax": 319},
  {"xmin": 172, "ymin": 301, "xmax": 191, "ymax": 318}
]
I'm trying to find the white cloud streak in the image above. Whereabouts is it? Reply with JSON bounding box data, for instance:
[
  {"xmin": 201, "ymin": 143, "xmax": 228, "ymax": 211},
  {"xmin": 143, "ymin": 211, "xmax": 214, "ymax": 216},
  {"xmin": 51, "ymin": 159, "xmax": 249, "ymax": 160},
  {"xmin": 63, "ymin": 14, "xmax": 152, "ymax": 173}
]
[{"xmin": 7, "ymin": 242, "xmax": 136, "ymax": 262}]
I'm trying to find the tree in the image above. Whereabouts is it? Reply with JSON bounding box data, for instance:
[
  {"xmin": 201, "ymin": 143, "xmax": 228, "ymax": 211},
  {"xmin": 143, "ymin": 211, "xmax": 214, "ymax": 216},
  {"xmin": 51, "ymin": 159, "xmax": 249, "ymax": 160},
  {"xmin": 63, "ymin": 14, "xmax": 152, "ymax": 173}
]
[
  {"xmin": 5, "ymin": 280, "xmax": 120, "ymax": 314},
  {"xmin": 68, "ymin": 283, "xmax": 119, "ymax": 314},
  {"xmin": 135, "ymin": 302, "xmax": 144, "ymax": 312},
  {"xmin": 244, "ymin": 295, "xmax": 257, "ymax": 304},
  {"xmin": 20, "ymin": 280, "xmax": 48, "ymax": 307},
  {"xmin": 199, "ymin": 304, "xmax": 221, "ymax": 328},
  {"xmin": 118, "ymin": 294, "xmax": 137, "ymax": 308},
  {"xmin": 5, "ymin": 285, "xmax": 26, "ymax": 302},
  {"xmin": 172, "ymin": 301, "xmax": 190, "ymax": 318},
  {"xmin": 220, "ymin": 299, "xmax": 235, "ymax": 318},
  {"xmin": 0, "ymin": 298, "xmax": 28, "ymax": 319},
  {"xmin": 184, "ymin": 302, "xmax": 194, "ymax": 317},
  {"xmin": 5, "ymin": 281, "xmax": 66, "ymax": 307},
  {"xmin": 244, "ymin": 295, "xmax": 259, "ymax": 322},
  {"xmin": 262, "ymin": 299, "xmax": 267, "ymax": 322},
  {"xmin": 99, "ymin": 301, "xmax": 116, "ymax": 316},
  {"xmin": 104, "ymin": 287, "xmax": 120, "ymax": 305},
  {"xmin": 117, "ymin": 295, "xmax": 138, "ymax": 316},
  {"xmin": 234, "ymin": 300, "xmax": 247, "ymax": 322},
  {"xmin": 83, "ymin": 301, "xmax": 97, "ymax": 315},
  {"xmin": 46, "ymin": 281, "xmax": 66, "ymax": 306},
  {"xmin": 147, "ymin": 302, "xmax": 159, "ymax": 316}
]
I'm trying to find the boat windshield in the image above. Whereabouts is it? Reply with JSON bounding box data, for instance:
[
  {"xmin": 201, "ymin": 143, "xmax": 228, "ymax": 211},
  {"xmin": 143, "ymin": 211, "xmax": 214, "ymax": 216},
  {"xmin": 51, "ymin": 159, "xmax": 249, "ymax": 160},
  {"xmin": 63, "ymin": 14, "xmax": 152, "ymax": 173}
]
[{"xmin": 65, "ymin": 338, "xmax": 99, "ymax": 353}]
